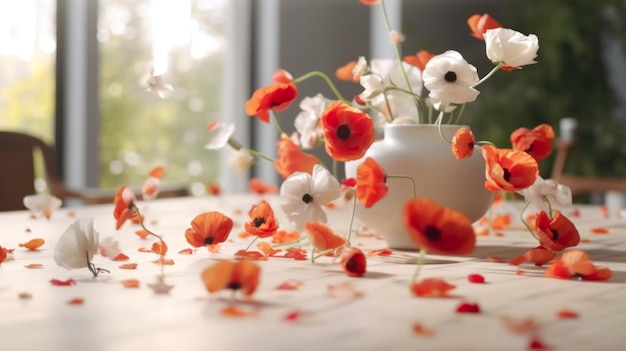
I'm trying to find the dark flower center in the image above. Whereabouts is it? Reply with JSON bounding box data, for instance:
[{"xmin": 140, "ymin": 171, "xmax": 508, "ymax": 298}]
[
  {"xmin": 551, "ymin": 229, "xmax": 559, "ymax": 241},
  {"xmin": 204, "ymin": 236, "xmax": 215, "ymax": 245},
  {"xmin": 302, "ymin": 193, "xmax": 313, "ymax": 204},
  {"xmin": 425, "ymin": 225, "xmax": 441, "ymax": 241},
  {"xmin": 345, "ymin": 258, "xmax": 359, "ymax": 273},
  {"xmin": 468, "ymin": 142, "xmax": 475, "ymax": 149},
  {"xmin": 444, "ymin": 71, "xmax": 457, "ymax": 82},
  {"xmin": 227, "ymin": 281, "xmax": 241, "ymax": 290},
  {"xmin": 337, "ymin": 124, "xmax": 352, "ymax": 140},
  {"xmin": 253, "ymin": 217, "xmax": 266, "ymax": 228},
  {"xmin": 503, "ymin": 168, "xmax": 511, "ymax": 182}
]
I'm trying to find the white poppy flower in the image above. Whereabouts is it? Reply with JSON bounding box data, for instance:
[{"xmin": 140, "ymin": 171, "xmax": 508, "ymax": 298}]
[
  {"xmin": 23, "ymin": 194, "xmax": 62, "ymax": 219},
  {"xmin": 139, "ymin": 61, "xmax": 174, "ymax": 99},
  {"xmin": 352, "ymin": 56, "xmax": 368, "ymax": 78},
  {"xmin": 517, "ymin": 176, "xmax": 572, "ymax": 212},
  {"xmin": 484, "ymin": 28, "xmax": 539, "ymax": 68},
  {"xmin": 141, "ymin": 176, "xmax": 160, "ymax": 200},
  {"xmin": 204, "ymin": 121, "xmax": 235, "ymax": 150},
  {"xmin": 359, "ymin": 74, "xmax": 385, "ymax": 100},
  {"xmin": 367, "ymin": 59, "xmax": 423, "ymax": 119},
  {"xmin": 423, "ymin": 50, "xmax": 480, "ymax": 105},
  {"xmin": 294, "ymin": 94, "xmax": 330, "ymax": 149},
  {"xmin": 279, "ymin": 164, "xmax": 341, "ymax": 230},
  {"xmin": 229, "ymin": 148, "xmax": 254, "ymax": 173},
  {"xmin": 53, "ymin": 218, "xmax": 100, "ymax": 270}
]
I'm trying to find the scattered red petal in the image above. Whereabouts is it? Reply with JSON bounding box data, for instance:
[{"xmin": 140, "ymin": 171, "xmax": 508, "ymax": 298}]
[
  {"xmin": 456, "ymin": 302, "xmax": 481, "ymax": 314},
  {"xmin": 412, "ymin": 322, "xmax": 435, "ymax": 337},
  {"xmin": 153, "ymin": 258, "xmax": 175, "ymax": 265},
  {"xmin": 276, "ymin": 279, "xmax": 303, "ymax": 290},
  {"xmin": 579, "ymin": 238, "xmax": 591, "ymax": 243},
  {"xmin": 24, "ymin": 263, "xmax": 43, "ymax": 269},
  {"xmin": 569, "ymin": 208, "xmax": 581, "ymax": 218},
  {"xmin": 509, "ymin": 255, "xmax": 526, "ymax": 266},
  {"xmin": 590, "ymin": 227, "xmax": 609, "ymax": 234},
  {"xmin": 50, "ymin": 278, "xmax": 76, "ymax": 286},
  {"xmin": 138, "ymin": 247, "xmax": 152, "ymax": 253},
  {"xmin": 411, "ymin": 278, "xmax": 456, "ymax": 297},
  {"xmin": 283, "ymin": 248, "xmax": 308, "ymax": 260},
  {"xmin": 474, "ymin": 228, "xmax": 489, "ymax": 236},
  {"xmin": 516, "ymin": 269, "xmax": 525, "ymax": 275},
  {"xmin": 238, "ymin": 231, "xmax": 252, "ymax": 239},
  {"xmin": 221, "ymin": 304, "xmax": 256, "ymax": 317},
  {"xmin": 556, "ymin": 309, "xmax": 579, "ymax": 319},
  {"xmin": 488, "ymin": 256, "xmax": 507, "ymax": 263},
  {"xmin": 121, "ymin": 279, "xmax": 140, "ymax": 288},
  {"xmin": 501, "ymin": 316, "xmax": 540, "ymax": 334},
  {"xmin": 178, "ymin": 248, "xmax": 194, "ymax": 255},
  {"xmin": 366, "ymin": 248, "xmax": 392, "ymax": 257},
  {"xmin": 528, "ymin": 336, "xmax": 550, "ymax": 350},
  {"xmin": 112, "ymin": 253, "xmax": 129, "ymax": 261},
  {"xmin": 257, "ymin": 241, "xmax": 281, "ymax": 257},
  {"xmin": 467, "ymin": 274, "xmax": 486, "ymax": 283},
  {"xmin": 151, "ymin": 241, "xmax": 168, "ymax": 255},
  {"xmin": 234, "ymin": 249, "xmax": 268, "ymax": 261},
  {"xmin": 134, "ymin": 230, "xmax": 149, "ymax": 239},
  {"xmin": 495, "ymin": 232, "xmax": 505, "ymax": 237},
  {"xmin": 283, "ymin": 310, "xmax": 303, "ymax": 322},
  {"xmin": 119, "ymin": 263, "xmax": 138, "ymax": 269},
  {"xmin": 19, "ymin": 238, "xmax": 45, "ymax": 250},
  {"xmin": 67, "ymin": 298, "xmax": 84, "ymax": 305}
]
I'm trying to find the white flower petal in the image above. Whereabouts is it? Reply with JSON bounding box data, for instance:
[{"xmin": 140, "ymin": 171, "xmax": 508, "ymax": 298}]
[
  {"xmin": 423, "ymin": 50, "xmax": 480, "ymax": 105},
  {"xmin": 99, "ymin": 236, "xmax": 122, "ymax": 259},
  {"xmin": 310, "ymin": 165, "xmax": 341, "ymax": 205},
  {"xmin": 485, "ymin": 28, "xmax": 539, "ymax": 68},
  {"xmin": 204, "ymin": 122, "xmax": 235, "ymax": 150},
  {"xmin": 23, "ymin": 194, "xmax": 62, "ymax": 218},
  {"xmin": 228, "ymin": 148, "xmax": 254, "ymax": 173},
  {"xmin": 54, "ymin": 218, "xmax": 100, "ymax": 270}
]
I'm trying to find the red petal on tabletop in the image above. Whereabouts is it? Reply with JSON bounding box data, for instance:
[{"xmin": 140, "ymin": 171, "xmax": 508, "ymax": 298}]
[
  {"xmin": 112, "ymin": 253, "xmax": 129, "ymax": 261},
  {"xmin": 509, "ymin": 255, "xmax": 526, "ymax": 266},
  {"xmin": 284, "ymin": 248, "xmax": 308, "ymax": 260},
  {"xmin": 491, "ymin": 214, "xmax": 512, "ymax": 230},
  {"xmin": 19, "ymin": 238, "xmax": 45, "ymax": 250},
  {"xmin": 121, "ymin": 279, "xmax": 140, "ymax": 288},
  {"xmin": 528, "ymin": 336, "xmax": 550, "ymax": 350},
  {"xmin": 283, "ymin": 310, "xmax": 304, "ymax": 322},
  {"xmin": 238, "ymin": 231, "xmax": 252, "ymax": 239},
  {"xmin": 579, "ymin": 238, "xmax": 591, "ymax": 243},
  {"xmin": 557, "ymin": 309, "xmax": 579, "ymax": 319},
  {"xmin": 67, "ymin": 298, "xmax": 84, "ymax": 305},
  {"xmin": 303, "ymin": 222, "xmax": 346, "ymax": 252},
  {"xmin": 599, "ymin": 205, "xmax": 608, "ymax": 218},
  {"xmin": 501, "ymin": 316, "xmax": 540, "ymax": 334},
  {"xmin": 153, "ymin": 258, "xmax": 175, "ymax": 265},
  {"xmin": 234, "ymin": 250, "xmax": 268, "ymax": 261},
  {"xmin": 412, "ymin": 323, "xmax": 435, "ymax": 337},
  {"xmin": 590, "ymin": 227, "xmax": 609, "ymax": 234},
  {"xmin": 221, "ymin": 304, "xmax": 256, "ymax": 317},
  {"xmin": 138, "ymin": 247, "xmax": 152, "ymax": 253},
  {"xmin": 24, "ymin": 263, "xmax": 44, "ymax": 269},
  {"xmin": 456, "ymin": 302, "xmax": 481, "ymax": 314},
  {"xmin": 67, "ymin": 211, "xmax": 76, "ymax": 218},
  {"xmin": 488, "ymin": 256, "xmax": 507, "ymax": 263},
  {"xmin": 151, "ymin": 240, "xmax": 168, "ymax": 255},
  {"xmin": 516, "ymin": 269, "xmax": 525, "ymax": 275},
  {"xmin": 276, "ymin": 279, "xmax": 303, "ymax": 290},
  {"xmin": 467, "ymin": 274, "xmax": 486, "ymax": 283},
  {"xmin": 119, "ymin": 263, "xmax": 138, "ymax": 269},
  {"xmin": 257, "ymin": 242, "xmax": 281, "ymax": 257},
  {"xmin": 178, "ymin": 248, "xmax": 194, "ymax": 255},
  {"xmin": 50, "ymin": 278, "xmax": 76, "ymax": 286},
  {"xmin": 411, "ymin": 278, "xmax": 456, "ymax": 297},
  {"xmin": 366, "ymin": 248, "xmax": 392, "ymax": 256},
  {"xmin": 134, "ymin": 230, "xmax": 149, "ymax": 239}
]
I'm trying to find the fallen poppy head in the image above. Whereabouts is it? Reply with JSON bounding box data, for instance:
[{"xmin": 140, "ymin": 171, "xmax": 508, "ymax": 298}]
[
  {"xmin": 339, "ymin": 247, "xmax": 367, "ymax": 277},
  {"xmin": 201, "ymin": 260, "xmax": 261, "ymax": 297}
]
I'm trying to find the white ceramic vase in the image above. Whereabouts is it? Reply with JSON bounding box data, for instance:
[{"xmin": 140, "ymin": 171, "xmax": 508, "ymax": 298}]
[{"xmin": 344, "ymin": 124, "xmax": 494, "ymax": 250}]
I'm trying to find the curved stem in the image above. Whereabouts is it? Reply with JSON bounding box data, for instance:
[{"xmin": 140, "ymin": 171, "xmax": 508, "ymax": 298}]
[
  {"xmin": 435, "ymin": 113, "xmax": 453, "ymax": 145},
  {"xmin": 346, "ymin": 189, "xmax": 358, "ymax": 245},
  {"xmin": 387, "ymin": 175, "xmax": 416, "ymax": 198},
  {"xmin": 293, "ymin": 71, "xmax": 349, "ymax": 103},
  {"xmin": 132, "ymin": 204, "xmax": 166, "ymax": 277},
  {"xmin": 520, "ymin": 201, "xmax": 539, "ymax": 241},
  {"xmin": 228, "ymin": 138, "xmax": 276, "ymax": 163},
  {"xmin": 271, "ymin": 111, "xmax": 287, "ymax": 136},
  {"xmin": 244, "ymin": 236, "xmax": 259, "ymax": 252},
  {"xmin": 472, "ymin": 63, "xmax": 503, "ymax": 88},
  {"xmin": 272, "ymin": 235, "xmax": 307, "ymax": 248}
]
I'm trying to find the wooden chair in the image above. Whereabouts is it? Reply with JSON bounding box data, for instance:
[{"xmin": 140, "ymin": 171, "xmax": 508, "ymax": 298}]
[{"xmin": 0, "ymin": 131, "xmax": 189, "ymax": 211}]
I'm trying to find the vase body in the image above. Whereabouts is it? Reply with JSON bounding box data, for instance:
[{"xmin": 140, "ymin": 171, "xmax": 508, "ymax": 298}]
[{"xmin": 344, "ymin": 124, "xmax": 493, "ymax": 250}]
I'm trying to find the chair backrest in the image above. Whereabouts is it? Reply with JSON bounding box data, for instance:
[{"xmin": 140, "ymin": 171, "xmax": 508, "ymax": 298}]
[{"xmin": 0, "ymin": 131, "xmax": 63, "ymax": 211}]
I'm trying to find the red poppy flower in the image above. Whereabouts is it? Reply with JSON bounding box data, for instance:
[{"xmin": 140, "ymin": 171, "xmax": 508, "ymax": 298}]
[
  {"xmin": 274, "ymin": 135, "xmax": 320, "ymax": 178},
  {"xmin": 0, "ymin": 246, "xmax": 7, "ymax": 264},
  {"xmin": 244, "ymin": 69, "xmax": 298, "ymax": 123},
  {"xmin": 201, "ymin": 260, "xmax": 261, "ymax": 297},
  {"xmin": 535, "ymin": 210, "xmax": 580, "ymax": 251},
  {"xmin": 243, "ymin": 200, "xmax": 279, "ymax": 238},
  {"xmin": 467, "ymin": 13, "xmax": 502, "ymax": 40},
  {"xmin": 303, "ymin": 222, "xmax": 346, "ymax": 252},
  {"xmin": 411, "ymin": 277, "xmax": 456, "ymax": 297},
  {"xmin": 510, "ymin": 245, "xmax": 556, "ymax": 266},
  {"xmin": 403, "ymin": 198, "xmax": 476, "ymax": 255},
  {"xmin": 339, "ymin": 247, "xmax": 367, "ymax": 277},
  {"xmin": 335, "ymin": 60, "xmax": 359, "ymax": 82},
  {"xmin": 403, "ymin": 50, "xmax": 435, "ymax": 71},
  {"xmin": 355, "ymin": 157, "xmax": 388, "ymax": 208},
  {"xmin": 451, "ymin": 127, "xmax": 476, "ymax": 160},
  {"xmin": 248, "ymin": 178, "xmax": 278, "ymax": 194},
  {"xmin": 320, "ymin": 101, "xmax": 375, "ymax": 162},
  {"xmin": 113, "ymin": 186, "xmax": 137, "ymax": 230},
  {"xmin": 185, "ymin": 211, "xmax": 234, "ymax": 248},
  {"xmin": 545, "ymin": 250, "xmax": 612, "ymax": 281},
  {"xmin": 510, "ymin": 124, "xmax": 555, "ymax": 162},
  {"xmin": 482, "ymin": 145, "xmax": 538, "ymax": 192}
]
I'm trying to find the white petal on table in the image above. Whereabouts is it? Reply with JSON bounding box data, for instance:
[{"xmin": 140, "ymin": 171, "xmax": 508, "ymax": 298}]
[{"xmin": 53, "ymin": 218, "xmax": 100, "ymax": 270}]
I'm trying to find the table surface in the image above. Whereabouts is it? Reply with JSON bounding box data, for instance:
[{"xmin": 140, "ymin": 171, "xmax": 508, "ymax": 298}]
[{"xmin": 1, "ymin": 194, "xmax": 626, "ymax": 351}]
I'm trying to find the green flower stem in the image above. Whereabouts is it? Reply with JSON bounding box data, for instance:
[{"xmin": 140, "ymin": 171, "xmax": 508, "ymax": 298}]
[
  {"xmin": 227, "ymin": 138, "xmax": 276, "ymax": 163},
  {"xmin": 472, "ymin": 63, "xmax": 503, "ymax": 88},
  {"xmin": 387, "ymin": 175, "xmax": 417, "ymax": 198},
  {"xmin": 544, "ymin": 195, "xmax": 554, "ymax": 218},
  {"xmin": 272, "ymin": 235, "xmax": 307, "ymax": 248},
  {"xmin": 410, "ymin": 248, "xmax": 427, "ymax": 284},
  {"xmin": 520, "ymin": 201, "xmax": 539, "ymax": 241},
  {"xmin": 312, "ymin": 244, "xmax": 346, "ymax": 264},
  {"xmin": 243, "ymin": 236, "xmax": 259, "ymax": 253},
  {"xmin": 293, "ymin": 71, "xmax": 349, "ymax": 103},
  {"xmin": 271, "ymin": 111, "xmax": 287, "ymax": 136},
  {"xmin": 435, "ymin": 113, "xmax": 453, "ymax": 145},
  {"xmin": 453, "ymin": 103, "xmax": 467, "ymax": 124},
  {"xmin": 132, "ymin": 204, "xmax": 166, "ymax": 278},
  {"xmin": 346, "ymin": 189, "xmax": 358, "ymax": 245}
]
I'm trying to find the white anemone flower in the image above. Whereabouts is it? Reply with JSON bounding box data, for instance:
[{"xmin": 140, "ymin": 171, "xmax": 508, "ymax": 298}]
[
  {"xmin": 367, "ymin": 59, "xmax": 423, "ymax": 120},
  {"xmin": 204, "ymin": 121, "xmax": 235, "ymax": 150},
  {"xmin": 98, "ymin": 236, "xmax": 122, "ymax": 259},
  {"xmin": 359, "ymin": 74, "xmax": 385, "ymax": 100},
  {"xmin": 279, "ymin": 164, "xmax": 341, "ymax": 230},
  {"xmin": 23, "ymin": 194, "xmax": 62, "ymax": 219},
  {"xmin": 423, "ymin": 50, "xmax": 480, "ymax": 105},
  {"xmin": 294, "ymin": 94, "xmax": 331, "ymax": 149},
  {"xmin": 485, "ymin": 28, "xmax": 539, "ymax": 68},
  {"xmin": 352, "ymin": 56, "xmax": 368, "ymax": 78},
  {"xmin": 54, "ymin": 218, "xmax": 101, "ymax": 274},
  {"xmin": 139, "ymin": 61, "xmax": 174, "ymax": 99},
  {"xmin": 229, "ymin": 148, "xmax": 254, "ymax": 173},
  {"xmin": 517, "ymin": 176, "xmax": 572, "ymax": 212}
]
